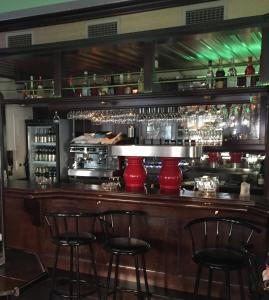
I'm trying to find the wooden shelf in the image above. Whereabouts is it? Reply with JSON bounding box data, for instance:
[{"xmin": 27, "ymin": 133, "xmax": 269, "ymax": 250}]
[{"xmin": 1, "ymin": 86, "xmax": 268, "ymax": 108}]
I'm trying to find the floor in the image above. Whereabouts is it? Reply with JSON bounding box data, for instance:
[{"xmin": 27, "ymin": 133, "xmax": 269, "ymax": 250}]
[{"xmin": 15, "ymin": 274, "xmax": 220, "ymax": 300}]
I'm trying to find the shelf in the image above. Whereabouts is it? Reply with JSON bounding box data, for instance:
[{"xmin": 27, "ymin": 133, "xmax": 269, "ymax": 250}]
[
  {"xmin": 1, "ymin": 86, "xmax": 268, "ymax": 108},
  {"xmin": 32, "ymin": 142, "xmax": 56, "ymax": 147},
  {"xmin": 32, "ymin": 161, "xmax": 56, "ymax": 166}
]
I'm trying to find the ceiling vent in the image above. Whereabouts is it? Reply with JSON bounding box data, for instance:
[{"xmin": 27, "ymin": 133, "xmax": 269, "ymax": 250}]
[
  {"xmin": 7, "ymin": 33, "xmax": 32, "ymax": 48},
  {"xmin": 186, "ymin": 6, "xmax": 224, "ymax": 25},
  {"xmin": 87, "ymin": 21, "xmax": 118, "ymax": 39}
]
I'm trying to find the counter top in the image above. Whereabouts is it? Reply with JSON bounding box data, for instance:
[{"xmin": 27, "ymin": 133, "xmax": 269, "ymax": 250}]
[{"xmin": 4, "ymin": 180, "xmax": 266, "ymax": 209}]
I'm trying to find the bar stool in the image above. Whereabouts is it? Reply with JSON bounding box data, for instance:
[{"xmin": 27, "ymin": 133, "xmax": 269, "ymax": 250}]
[
  {"xmin": 99, "ymin": 210, "xmax": 151, "ymax": 300},
  {"xmin": 45, "ymin": 212, "xmax": 101, "ymax": 300},
  {"xmin": 184, "ymin": 217, "xmax": 261, "ymax": 300}
]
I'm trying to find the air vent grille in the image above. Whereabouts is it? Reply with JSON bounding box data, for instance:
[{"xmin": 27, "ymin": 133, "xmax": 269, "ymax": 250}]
[
  {"xmin": 186, "ymin": 6, "xmax": 224, "ymax": 25},
  {"xmin": 7, "ymin": 33, "xmax": 32, "ymax": 48},
  {"xmin": 87, "ymin": 21, "xmax": 118, "ymax": 39}
]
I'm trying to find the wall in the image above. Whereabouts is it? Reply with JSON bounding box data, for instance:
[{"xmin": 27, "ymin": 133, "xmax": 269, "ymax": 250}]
[{"xmin": 0, "ymin": 0, "xmax": 269, "ymax": 48}]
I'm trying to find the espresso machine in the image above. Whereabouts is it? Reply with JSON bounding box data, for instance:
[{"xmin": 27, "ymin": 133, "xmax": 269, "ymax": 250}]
[{"xmin": 68, "ymin": 143, "xmax": 121, "ymax": 180}]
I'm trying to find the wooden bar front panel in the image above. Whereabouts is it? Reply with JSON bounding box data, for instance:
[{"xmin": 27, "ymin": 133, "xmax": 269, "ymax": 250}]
[{"xmin": 4, "ymin": 186, "xmax": 269, "ymax": 298}]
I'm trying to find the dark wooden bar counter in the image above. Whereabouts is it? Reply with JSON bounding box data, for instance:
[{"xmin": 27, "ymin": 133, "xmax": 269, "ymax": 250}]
[{"xmin": 4, "ymin": 181, "xmax": 269, "ymax": 298}]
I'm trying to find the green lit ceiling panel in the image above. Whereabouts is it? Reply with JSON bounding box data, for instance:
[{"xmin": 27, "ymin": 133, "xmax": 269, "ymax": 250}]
[{"xmin": 158, "ymin": 28, "xmax": 262, "ymax": 69}]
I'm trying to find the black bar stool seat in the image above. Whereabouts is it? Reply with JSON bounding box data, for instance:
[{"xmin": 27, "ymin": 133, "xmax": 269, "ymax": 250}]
[
  {"xmin": 52, "ymin": 232, "xmax": 96, "ymax": 246},
  {"xmin": 104, "ymin": 237, "xmax": 150, "ymax": 255},
  {"xmin": 193, "ymin": 247, "xmax": 249, "ymax": 271},
  {"xmin": 100, "ymin": 210, "xmax": 151, "ymax": 300},
  {"xmin": 45, "ymin": 211, "xmax": 101, "ymax": 300}
]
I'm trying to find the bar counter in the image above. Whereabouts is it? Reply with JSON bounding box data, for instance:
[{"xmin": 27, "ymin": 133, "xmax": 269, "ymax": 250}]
[{"xmin": 4, "ymin": 180, "xmax": 269, "ymax": 298}]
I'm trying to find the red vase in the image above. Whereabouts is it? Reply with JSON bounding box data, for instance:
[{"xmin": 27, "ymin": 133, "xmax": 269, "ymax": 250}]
[
  {"xmin": 124, "ymin": 157, "xmax": 147, "ymax": 188},
  {"xmin": 229, "ymin": 152, "xmax": 242, "ymax": 164},
  {"xmin": 208, "ymin": 152, "xmax": 219, "ymax": 162},
  {"xmin": 159, "ymin": 158, "xmax": 182, "ymax": 191}
]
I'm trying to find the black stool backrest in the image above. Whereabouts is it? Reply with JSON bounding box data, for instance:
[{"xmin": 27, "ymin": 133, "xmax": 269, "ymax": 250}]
[
  {"xmin": 45, "ymin": 212, "xmax": 98, "ymax": 238},
  {"xmin": 99, "ymin": 210, "xmax": 147, "ymax": 240},
  {"xmin": 184, "ymin": 217, "xmax": 261, "ymax": 255}
]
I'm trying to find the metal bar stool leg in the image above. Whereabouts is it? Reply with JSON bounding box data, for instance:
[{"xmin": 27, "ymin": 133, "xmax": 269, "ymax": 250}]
[
  {"xmin": 238, "ymin": 270, "xmax": 245, "ymax": 300},
  {"xmin": 89, "ymin": 244, "xmax": 102, "ymax": 300},
  {"xmin": 113, "ymin": 255, "xmax": 120, "ymax": 300},
  {"xmin": 225, "ymin": 271, "xmax": 231, "ymax": 300},
  {"xmin": 207, "ymin": 268, "xmax": 213, "ymax": 300},
  {"xmin": 134, "ymin": 255, "xmax": 143, "ymax": 300},
  {"xmin": 105, "ymin": 253, "xmax": 114, "ymax": 300},
  {"xmin": 193, "ymin": 265, "xmax": 202, "ymax": 300},
  {"xmin": 141, "ymin": 254, "xmax": 151, "ymax": 299},
  {"xmin": 70, "ymin": 246, "xmax": 74, "ymax": 300},
  {"xmin": 49, "ymin": 245, "xmax": 60, "ymax": 300},
  {"xmin": 75, "ymin": 245, "xmax": 80, "ymax": 299}
]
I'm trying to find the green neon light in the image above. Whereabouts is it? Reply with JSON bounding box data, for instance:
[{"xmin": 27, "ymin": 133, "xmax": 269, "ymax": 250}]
[{"xmin": 196, "ymin": 32, "xmax": 261, "ymax": 63}]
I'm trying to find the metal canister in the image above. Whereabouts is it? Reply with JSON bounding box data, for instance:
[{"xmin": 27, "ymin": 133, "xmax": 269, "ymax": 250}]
[{"xmin": 127, "ymin": 125, "xmax": 135, "ymax": 138}]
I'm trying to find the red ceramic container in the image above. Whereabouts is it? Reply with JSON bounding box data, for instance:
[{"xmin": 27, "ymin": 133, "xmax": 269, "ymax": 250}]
[
  {"xmin": 159, "ymin": 158, "xmax": 182, "ymax": 191},
  {"xmin": 208, "ymin": 152, "xmax": 219, "ymax": 162},
  {"xmin": 123, "ymin": 157, "xmax": 147, "ymax": 188},
  {"xmin": 229, "ymin": 152, "xmax": 242, "ymax": 164}
]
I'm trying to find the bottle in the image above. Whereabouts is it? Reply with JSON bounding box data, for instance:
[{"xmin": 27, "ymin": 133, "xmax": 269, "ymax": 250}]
[
  {"xmin": 53, "ymin": 111, "xmax": 60, "ymax": 123},
  {"xmin": 117, "ymin": 73, "xmax": 125, "ymax": 95},
  {"xmin": 91, "ymin": 74, "xmax": 99, "ymax": 96},
  {"xmin": 29, "ymin": 75, "xmax": 35, "ymax": 98},
  {"xmin": 81, "ymin": 70, "xmax": 91, "ymax": 97},
  {"xmin": 245, "ymin": 56, "xmax": 256, "ymax": 87},
  {"xmin": 227, "ymin": 58, "xmax": 237, "ymax": 88},
  {"xmin": 124, "ymin": 72, "xmax": 132, "ymax": 95},
  {"xmin": 51, "ymin": 80, "xmax": 55, "ymax": 97},
  {"xmin": 36, "ymin": 76, "xmax": 45, "ymax": 98},
  {"xmin": 239, "ymin": 175, "xmax": 250, "ymax": 198},
  {"xmin": 108, "ymin": 75, "xmax": 115, "ymax": 95},
  {"xmin": 215, "ymin": 58, "xmax": 225, "ymax": 88},
  {"xmin": 257, "ymin": 172, "xmax": 264, "ymax": 186},
  {"xmin": 100, "ymin": 76, "xmax": 109, "ymax": 96},
  {"xmin": 138, "ymin": 68, "xmax": 144, "ymax": 93},
  {"xmin": 206, "ymin": 60, "xmax": 214, "ymax": 89},
  {"xmin": 67, "ymin": 75, "xmax": 76, "ymax": 96}
]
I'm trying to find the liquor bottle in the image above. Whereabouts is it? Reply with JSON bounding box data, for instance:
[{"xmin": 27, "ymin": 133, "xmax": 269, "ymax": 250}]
[
  {"xmin": 29, "ymin": 75, "xmax": 35, "ymax": 98},
  {"xmin": 138, "ymin": 68, "xmax": 144, "ymax": 93},
  {"xmin": 116, "ymin": 73, "xmax": 125, "ymax": 95},
  {"xmin": 81, "ymin": 71, "xmax": 91, "ymax": 97},
  {"xmin": 245, "ymin": 56, "xmax": 256, "ymax": 87},
  {"xmin": 215, "ymin": 58, "xmax": 225, "ymax": 88},
  {"xmin": 206, "ymin": 60, "xmax": 214, "ymax": 89},
  {"xmin": 36, "ymin": 76, "xmax": 45, "ymax": 98},
  {"xmin": 67, "ymin": 75, "xmax": 76, "ymax": 96},
  {"xmin": 100, "ymin": 76, "xmax": 109, "ymax": 96},
  {"xmin": 51, "ymin": 80, "xmax": 55, "ymax": 97},
  {"xmin": 23, "ymin": 82, "xmax": 29, "ymax": 99},
  {"xmin": 91, "ymin": 74, "xmax": 99, "ymax": 96},
  {"xmin": 108, "ymin": 75, "xmax": 115, "ymax": 95},
  {"xmin": 227, "ymin": 58, "xmax": 237, "ymax": 88},
  {"xmin": 124, "ymin": 72, "xmax": 132, "ymax": 95}
]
